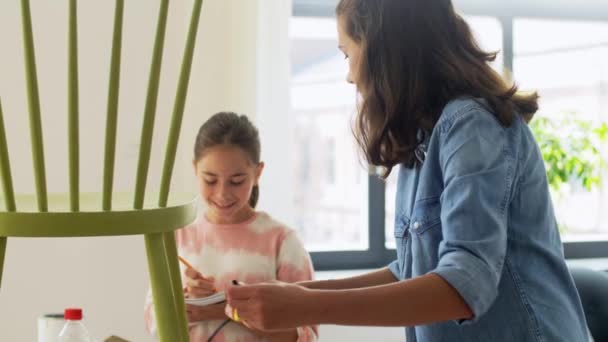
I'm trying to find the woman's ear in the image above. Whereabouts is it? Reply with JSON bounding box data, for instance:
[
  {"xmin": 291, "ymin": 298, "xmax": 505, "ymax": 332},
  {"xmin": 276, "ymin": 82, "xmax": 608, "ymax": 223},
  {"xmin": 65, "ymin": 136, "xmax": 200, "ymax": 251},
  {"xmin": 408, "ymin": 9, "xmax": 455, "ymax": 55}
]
[
  {"xmin": 192, "ymin": 159, "xmax": 198, "ymax": 175},
  {"xmin": 255, "ymin": 162, "xmax": 265, "ymax": 184}
]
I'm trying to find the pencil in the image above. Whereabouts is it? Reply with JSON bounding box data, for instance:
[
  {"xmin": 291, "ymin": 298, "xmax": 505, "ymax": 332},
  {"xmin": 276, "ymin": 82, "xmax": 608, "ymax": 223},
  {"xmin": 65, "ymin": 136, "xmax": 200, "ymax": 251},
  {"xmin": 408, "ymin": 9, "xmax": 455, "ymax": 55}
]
[{"xmin": 178, "ymin": 255, "xmax": 196, "ymax": 270}]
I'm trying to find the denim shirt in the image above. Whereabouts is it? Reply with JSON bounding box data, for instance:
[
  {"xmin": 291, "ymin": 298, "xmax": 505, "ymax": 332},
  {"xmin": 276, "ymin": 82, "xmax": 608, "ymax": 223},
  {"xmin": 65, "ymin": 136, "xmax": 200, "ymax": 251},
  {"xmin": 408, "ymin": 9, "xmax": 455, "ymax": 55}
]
[{"xmin": 388, "ymin": 98, "xmax": 589, "ymax": 342}]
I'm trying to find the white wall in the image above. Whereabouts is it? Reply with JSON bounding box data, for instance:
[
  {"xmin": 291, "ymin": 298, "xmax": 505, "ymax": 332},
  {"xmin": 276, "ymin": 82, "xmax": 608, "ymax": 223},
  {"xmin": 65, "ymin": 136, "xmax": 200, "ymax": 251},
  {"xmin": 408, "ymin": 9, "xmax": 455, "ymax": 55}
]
[{"xmin": 253, "ymin": 0, "xmax": 296, "ymax": 226}]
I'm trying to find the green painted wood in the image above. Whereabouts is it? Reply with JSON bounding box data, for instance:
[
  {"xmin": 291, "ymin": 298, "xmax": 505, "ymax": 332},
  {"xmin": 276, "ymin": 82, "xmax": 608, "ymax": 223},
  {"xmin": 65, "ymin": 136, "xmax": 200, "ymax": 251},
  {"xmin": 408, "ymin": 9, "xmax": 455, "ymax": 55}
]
[
  {"xmin": 0, "ymin": 99, "xmax": 13, "ymax": 290},
  {"xmin": 6, "ymin": 1, "xmax": 203, "ymax": 337},
  {"xmin": 164, "ymin": 231, "xmax": 189, "ymax": 338},
  {"xmin": 20, "ymin": 0, "xmax": 48, "ymax": 212},
  {"xmin": 134, "ymin": 0, "xmax": 169, "ymax": 210},
  {"xmin": 68, "ymin": 0, "xmax": 80, "ymax": 212},
  {"xmin": 102, "ymin": 0, "xmax": 124, "ymax": 211},
  {"xmin": 159, "ymin": 0, "xmax": 204, "ymax": 207},
  {"xmin": 0, "ymin": 196, "xmax": 195, "ymax": 237},
  {"xmin": 150, "ymin": 2, "xmax": 204, "ymax": 333},
  {"xmin": 145, "ymin": 233, "xmax": 188, "ymax": 342},
  {"xmin": 0, "ymin": 99, "xmax": 16, "ymax": 213}
]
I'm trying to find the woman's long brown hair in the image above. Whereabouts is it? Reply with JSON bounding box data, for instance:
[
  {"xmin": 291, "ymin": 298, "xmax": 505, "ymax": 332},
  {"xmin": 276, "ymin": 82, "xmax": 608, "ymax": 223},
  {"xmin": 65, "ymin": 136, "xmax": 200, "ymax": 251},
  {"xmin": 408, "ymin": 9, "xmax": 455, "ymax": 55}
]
[{"xmin": 336, "ymin": 0, "xmax": 538, "ymax": 177}]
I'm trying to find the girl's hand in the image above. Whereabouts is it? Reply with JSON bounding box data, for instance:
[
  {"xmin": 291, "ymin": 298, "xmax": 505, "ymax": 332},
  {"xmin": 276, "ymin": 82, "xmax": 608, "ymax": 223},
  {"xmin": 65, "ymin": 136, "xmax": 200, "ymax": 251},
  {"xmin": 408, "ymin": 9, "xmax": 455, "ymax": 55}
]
[
  {"xmin": 225, "ymin": 281, "xmax": 311, "ymax": 332},
  {"xmin": 186, "ymin": 302, "xmax": 227, "ymax": 322},
  {"xmin": 184, "ymin": 268, "xmax": 216, "ymax": 298}
]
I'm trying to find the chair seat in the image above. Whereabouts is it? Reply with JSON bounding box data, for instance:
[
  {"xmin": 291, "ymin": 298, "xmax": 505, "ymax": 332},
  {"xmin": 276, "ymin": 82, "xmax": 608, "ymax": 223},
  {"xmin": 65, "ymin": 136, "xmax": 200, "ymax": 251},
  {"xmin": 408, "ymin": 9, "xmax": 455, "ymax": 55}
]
[{"xmin": 0, "ymin": 192, "xmax": 196, "ymax": 237}]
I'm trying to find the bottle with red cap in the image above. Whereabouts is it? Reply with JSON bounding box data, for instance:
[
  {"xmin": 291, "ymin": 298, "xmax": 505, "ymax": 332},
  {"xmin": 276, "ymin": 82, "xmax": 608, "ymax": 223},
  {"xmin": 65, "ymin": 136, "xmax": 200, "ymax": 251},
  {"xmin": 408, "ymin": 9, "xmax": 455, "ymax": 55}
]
[{"xmin": 58, "ymin": 308, "xmax": 94, "ymax": 342}]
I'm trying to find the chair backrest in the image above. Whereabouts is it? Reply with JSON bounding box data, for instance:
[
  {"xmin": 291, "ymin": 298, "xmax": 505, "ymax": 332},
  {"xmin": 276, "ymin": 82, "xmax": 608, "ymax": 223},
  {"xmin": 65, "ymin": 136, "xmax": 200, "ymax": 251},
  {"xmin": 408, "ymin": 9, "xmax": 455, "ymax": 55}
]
[
  {"xmin": 570, "ymin": 267, "xmax": 608, "ymax": 342},
  {"xmin": 0, "ymin": 0, "xmax": 203, "ymax": 213}
]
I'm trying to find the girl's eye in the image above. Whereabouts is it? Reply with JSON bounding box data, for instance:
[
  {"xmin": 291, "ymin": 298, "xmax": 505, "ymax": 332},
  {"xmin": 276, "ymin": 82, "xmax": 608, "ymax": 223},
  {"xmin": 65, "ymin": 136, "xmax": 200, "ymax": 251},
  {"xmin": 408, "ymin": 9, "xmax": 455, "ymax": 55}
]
[
  {"xmin": 230, "ymin": 180, "xmax": 245, "ymax": 186},
  {"xmin": 204, "ymin": 180, "xmax": 217, "ymax": 185}
]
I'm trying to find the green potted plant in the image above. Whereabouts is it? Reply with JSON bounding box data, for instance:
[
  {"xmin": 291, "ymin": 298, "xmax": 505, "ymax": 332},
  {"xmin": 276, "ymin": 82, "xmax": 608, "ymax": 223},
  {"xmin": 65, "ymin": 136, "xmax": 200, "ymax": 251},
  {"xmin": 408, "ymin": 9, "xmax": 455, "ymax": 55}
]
[{"xmin": 530, "ymin": 113, "xmax": 608, "ymax": 232}]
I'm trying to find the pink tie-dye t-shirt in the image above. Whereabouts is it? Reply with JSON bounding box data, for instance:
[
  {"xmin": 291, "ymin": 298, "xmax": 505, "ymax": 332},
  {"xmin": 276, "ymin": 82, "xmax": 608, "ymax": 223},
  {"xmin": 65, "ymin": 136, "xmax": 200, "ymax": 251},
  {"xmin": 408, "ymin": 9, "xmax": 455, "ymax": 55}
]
[{"xmin": 144, "ymin": 211, "xmax": 318, "ymax": 341}]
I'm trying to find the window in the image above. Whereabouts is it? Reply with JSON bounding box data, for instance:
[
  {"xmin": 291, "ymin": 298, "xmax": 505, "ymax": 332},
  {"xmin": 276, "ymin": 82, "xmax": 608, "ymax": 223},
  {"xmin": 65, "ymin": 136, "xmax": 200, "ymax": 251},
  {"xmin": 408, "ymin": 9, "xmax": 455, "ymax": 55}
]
[
  {"xmin": 514, "ymin": 19, "xmax": 608, "ymax": 241},
  {"xmin": 289, "ymin": 1, "xmax": 608, "ymax": 269},
  {"xmin": 290, "ymin": 17, "xmax": 368, "ymax": 253}
]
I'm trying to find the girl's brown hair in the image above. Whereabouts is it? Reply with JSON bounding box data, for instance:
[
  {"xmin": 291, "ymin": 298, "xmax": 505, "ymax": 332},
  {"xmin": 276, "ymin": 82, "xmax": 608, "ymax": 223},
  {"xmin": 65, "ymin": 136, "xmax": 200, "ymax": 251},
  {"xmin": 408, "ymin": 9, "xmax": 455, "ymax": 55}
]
[
  {"xmin": 336, "ymin": 0, "xmax": 539, "ymax": 176},
  {"xmin": 194, "ymin": 112, "xmax": 261, "ymax": 208}
]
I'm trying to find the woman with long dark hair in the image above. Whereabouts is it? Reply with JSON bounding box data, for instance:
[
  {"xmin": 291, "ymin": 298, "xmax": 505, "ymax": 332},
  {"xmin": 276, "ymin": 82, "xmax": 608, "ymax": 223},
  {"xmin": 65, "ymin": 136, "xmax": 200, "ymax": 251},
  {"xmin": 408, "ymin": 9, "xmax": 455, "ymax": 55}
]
[{"xmin": 225, "ymin": 1, "xmax": 589, "ymax": 341}]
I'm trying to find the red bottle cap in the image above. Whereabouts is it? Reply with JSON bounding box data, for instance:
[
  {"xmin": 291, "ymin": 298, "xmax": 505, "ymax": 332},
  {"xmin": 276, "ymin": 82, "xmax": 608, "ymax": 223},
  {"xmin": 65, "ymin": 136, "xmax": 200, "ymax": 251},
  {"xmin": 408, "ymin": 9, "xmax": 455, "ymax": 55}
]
[{"xmin": 64, "ymin": 308, "xmax": 83, "ymax": 320}]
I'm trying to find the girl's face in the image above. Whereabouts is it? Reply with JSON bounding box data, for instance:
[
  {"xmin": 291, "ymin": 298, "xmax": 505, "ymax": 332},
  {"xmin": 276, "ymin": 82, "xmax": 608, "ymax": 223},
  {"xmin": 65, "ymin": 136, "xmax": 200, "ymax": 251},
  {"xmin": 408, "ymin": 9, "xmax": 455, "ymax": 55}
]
[
  {"xmin": 337, "ymin": 16, "xmax": 363, "ymax": 90},
  {"xmin": 194, "ymin": 144, "xmax": 263, "ymax": 224}
]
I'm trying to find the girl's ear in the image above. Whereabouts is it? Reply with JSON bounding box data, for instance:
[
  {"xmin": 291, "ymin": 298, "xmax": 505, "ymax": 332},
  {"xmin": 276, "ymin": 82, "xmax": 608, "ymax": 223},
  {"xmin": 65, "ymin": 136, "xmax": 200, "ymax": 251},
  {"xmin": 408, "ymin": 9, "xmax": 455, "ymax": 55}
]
[
  {"xmin": 192, "ymin": 159, "xmax": 198, "ymax": 175},
  {"xmin": 255, "ymin": 162, "xmax": 265, "ymax": 184}
]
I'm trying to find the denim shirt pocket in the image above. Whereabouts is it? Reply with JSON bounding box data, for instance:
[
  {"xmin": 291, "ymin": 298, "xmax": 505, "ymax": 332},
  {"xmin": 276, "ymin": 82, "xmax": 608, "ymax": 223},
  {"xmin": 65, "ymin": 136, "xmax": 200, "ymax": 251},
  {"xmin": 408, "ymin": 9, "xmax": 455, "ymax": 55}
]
[
  {"xmin": 411, "ymin": 197, "xmax": 441, "ymax": 235},
  {"xmin": 410, "ymin": 197, "xmax": 443, "ymax": 271}
]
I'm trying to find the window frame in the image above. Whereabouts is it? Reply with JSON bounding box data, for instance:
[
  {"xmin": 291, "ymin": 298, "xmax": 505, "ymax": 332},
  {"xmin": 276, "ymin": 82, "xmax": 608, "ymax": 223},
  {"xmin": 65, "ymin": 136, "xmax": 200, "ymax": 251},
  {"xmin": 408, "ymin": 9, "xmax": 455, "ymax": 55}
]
[{"xmin": 292, "ymin": 0, "xmax": 608, "ymax": 270}]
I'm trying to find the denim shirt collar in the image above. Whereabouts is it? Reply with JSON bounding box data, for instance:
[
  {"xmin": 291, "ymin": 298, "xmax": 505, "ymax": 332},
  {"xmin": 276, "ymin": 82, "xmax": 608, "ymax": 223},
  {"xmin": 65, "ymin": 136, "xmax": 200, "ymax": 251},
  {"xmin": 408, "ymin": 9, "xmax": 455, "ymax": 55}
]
[{"xmin": 414, "ymin": 129, "xmax": 430, "ymax": 164}]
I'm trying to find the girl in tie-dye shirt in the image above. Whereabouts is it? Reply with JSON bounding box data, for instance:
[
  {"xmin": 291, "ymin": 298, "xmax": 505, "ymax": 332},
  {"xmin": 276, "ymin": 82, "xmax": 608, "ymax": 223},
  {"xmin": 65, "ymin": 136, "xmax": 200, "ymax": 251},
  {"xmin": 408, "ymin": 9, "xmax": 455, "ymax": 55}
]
[{"xmin": 145, "ymin": 112, "xmax": 317, "ymax": 341}]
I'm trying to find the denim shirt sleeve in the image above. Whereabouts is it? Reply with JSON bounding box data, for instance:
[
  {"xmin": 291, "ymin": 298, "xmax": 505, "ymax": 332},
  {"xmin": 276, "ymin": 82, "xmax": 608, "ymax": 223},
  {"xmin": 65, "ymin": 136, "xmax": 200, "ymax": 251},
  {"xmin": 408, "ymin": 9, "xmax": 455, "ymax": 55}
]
[{"xmin": 430, "ymin": 108, "xmax": 514, "ymax": 324}]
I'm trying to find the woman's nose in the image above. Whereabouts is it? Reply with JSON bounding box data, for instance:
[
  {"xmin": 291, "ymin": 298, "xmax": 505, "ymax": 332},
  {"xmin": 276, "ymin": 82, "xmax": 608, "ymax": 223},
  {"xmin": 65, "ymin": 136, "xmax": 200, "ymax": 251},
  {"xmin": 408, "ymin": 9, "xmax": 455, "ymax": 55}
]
[{"xmin": 346, "ymin": 73, "xmax": 354, "ymax": 84}]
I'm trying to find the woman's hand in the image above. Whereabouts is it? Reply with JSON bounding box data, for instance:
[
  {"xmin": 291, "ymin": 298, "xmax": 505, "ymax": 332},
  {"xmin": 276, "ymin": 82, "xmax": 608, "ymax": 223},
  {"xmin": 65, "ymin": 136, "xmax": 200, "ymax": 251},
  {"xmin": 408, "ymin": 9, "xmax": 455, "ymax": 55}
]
[
  {"xmin": 184, "ymin": 268, "xmax": 216, "ymax": 298},
  {"xmin": 225, "ymin": 281, "xmax": 312, "ymax": 332},
  {"xmin": 186, "ymin": 302, "xmax": 227, "ymax": 323}
]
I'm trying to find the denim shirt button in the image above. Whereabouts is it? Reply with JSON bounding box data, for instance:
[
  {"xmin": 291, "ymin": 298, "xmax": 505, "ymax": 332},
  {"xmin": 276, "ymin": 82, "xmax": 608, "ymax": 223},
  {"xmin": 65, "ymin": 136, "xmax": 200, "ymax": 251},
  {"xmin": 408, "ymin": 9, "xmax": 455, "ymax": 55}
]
[{"xmin": 413, "ymin": 221, "xmax": 420, "ymax": 230}]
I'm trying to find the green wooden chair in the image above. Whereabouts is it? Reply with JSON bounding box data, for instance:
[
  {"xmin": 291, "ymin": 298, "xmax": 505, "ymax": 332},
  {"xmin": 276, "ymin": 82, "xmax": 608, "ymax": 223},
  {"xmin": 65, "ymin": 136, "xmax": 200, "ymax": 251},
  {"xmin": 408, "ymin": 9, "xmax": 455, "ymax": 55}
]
[{"xmin": 0, "ymin": 1, "xmax": 204, "ymax": 340}]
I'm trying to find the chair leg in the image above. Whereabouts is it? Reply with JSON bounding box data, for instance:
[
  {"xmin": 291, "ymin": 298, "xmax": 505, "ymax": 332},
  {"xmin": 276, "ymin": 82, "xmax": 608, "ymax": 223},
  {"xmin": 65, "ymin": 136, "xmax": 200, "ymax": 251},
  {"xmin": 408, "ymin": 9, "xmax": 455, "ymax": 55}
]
[
  {"xmin": 163, "ymin": 231, "xmax": 189, "ymax": 336},
  {"xmin": 0, "ymin": 237, "xmax": 6, "ymax": 290},
  {"xmin": 144, "ymin": 233, "xmax": 188, "ymax": 342}
]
